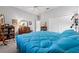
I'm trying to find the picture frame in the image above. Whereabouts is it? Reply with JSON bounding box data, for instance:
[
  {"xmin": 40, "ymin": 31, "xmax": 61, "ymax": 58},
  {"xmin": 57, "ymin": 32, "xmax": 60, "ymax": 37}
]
[
  {"xmin": 12, "ymin": 19, "xmax": 18, "ymax": 25},
  {"xmin": 29, "ymin": 21, "xmax": 32, "ymax": 25}
]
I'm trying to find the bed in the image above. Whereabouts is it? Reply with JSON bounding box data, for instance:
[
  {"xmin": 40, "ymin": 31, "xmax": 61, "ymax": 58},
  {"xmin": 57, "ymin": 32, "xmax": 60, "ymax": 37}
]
[{"xmin": 16, "ymin": 30, "xmax": 79, "ymax": 53}]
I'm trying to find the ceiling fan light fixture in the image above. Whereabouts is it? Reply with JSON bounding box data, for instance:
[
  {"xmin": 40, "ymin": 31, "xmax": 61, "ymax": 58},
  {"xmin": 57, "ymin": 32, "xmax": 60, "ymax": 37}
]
[
  {"xmin": 34, "ymin": 6, "xmax": 38, "ymax": 8},
  {"xmin": 46, "ymin": 8, "xmax": 50, "ymax": 10}
]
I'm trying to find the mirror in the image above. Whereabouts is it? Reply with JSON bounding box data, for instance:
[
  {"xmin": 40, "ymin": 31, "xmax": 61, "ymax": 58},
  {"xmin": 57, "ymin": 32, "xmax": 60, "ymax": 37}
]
[
  {"xmin": 0, "ymin": 14, "xmax": 5, "ymax": 25},
  {"xmin": 20, "ymin": 20, "xmax": 28, "ymax": 26}
]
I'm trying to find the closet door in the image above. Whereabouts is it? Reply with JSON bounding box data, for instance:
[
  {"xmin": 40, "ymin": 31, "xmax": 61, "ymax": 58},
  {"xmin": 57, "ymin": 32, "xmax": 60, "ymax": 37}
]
[{"xmin": 36, "ymin": 20, "xmax": 41, "ymax": 31}]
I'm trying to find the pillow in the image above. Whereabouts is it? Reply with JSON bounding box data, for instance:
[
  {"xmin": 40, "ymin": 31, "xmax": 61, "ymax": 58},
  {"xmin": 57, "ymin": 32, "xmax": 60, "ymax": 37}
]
[{"xmin": 61, "ymin": 29, "xmax": 79, "ymax": 37}]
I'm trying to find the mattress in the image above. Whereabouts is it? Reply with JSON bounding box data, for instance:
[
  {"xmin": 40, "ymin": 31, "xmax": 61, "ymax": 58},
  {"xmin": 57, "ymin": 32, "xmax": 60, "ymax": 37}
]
[{"xmin": 16, "ymin": 30, "xmax": 79, "ymax": 53}]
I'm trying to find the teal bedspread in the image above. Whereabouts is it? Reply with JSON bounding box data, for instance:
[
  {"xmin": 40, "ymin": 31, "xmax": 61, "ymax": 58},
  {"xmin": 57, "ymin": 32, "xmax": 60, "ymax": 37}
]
[{"xmin": 16, "ymin": 30, "xmax": 79, "ymax": 53}]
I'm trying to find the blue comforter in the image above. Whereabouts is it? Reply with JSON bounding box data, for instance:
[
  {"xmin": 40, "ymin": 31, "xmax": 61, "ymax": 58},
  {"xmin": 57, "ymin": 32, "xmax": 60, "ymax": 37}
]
[{"xmin": 16, "ymin": 30, "xmax": 79, "ymax": 53}]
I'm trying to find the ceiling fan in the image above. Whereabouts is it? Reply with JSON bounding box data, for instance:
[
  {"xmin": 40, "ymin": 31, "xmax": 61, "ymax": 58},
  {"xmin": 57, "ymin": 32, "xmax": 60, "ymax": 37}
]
[{"xmin": 33, "ymin": 6, "xmax": 50, "ymax": 10}]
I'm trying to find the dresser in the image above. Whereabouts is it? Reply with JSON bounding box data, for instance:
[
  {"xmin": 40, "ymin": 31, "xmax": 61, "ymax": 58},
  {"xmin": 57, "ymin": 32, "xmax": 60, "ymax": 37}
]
[
  {"xmin": 41, "ymin": 26, "xmax": 47, "ymax": 31},
  {"xmin": 18, "ymin": 26, "xmax": 32, "ymax": 34},
  {"xmin": 0, "ymin": 24, "xmax": 15, "ymax": 45}
]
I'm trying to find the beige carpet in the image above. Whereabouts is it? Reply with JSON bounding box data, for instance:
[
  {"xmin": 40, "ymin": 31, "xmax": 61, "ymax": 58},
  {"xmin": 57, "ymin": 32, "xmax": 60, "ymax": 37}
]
[{"xmin": 0, "ymin": 39, "xmax": 18, "ymax": 53}]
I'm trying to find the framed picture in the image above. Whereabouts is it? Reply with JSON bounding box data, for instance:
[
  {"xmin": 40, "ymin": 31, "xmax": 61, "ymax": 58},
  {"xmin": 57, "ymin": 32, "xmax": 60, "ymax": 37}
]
[
  {"xmin": 0, "ymin": 14, "xmax": 5, "ymax": 25},
  {"xmin": 29, "ymin": 21, "xmax": 32, "ymax": 25},
  {"xmin": 12, "ymin": 19, "xmax": 18, "ymax": 25}
]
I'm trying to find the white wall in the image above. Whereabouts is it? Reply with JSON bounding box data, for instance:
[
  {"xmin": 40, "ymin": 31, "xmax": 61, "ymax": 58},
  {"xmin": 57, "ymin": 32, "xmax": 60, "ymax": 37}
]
[
  {"xmin": 0, "ymin": 6, "xmax": 78, "ymax": 33},
  {"xmin": 0, "ymin": 6, "xmax": 37, "ymax": 31},
  {"xmin": 40, "ymin": 6, "xmax": 79, "ymax": 33}
]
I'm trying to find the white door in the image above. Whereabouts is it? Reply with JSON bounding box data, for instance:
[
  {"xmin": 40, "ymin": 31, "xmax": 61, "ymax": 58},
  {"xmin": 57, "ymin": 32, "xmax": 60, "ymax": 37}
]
[{"xmin": 36, "ymin": 20, "xmax": 40, "ymax": 31}]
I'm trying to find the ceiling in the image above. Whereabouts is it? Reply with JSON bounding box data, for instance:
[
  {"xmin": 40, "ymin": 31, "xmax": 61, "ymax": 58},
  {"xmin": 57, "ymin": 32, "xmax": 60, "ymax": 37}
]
[{"xmin": 14, "ymin": 6, "xmax": 58, "ymax": 15}]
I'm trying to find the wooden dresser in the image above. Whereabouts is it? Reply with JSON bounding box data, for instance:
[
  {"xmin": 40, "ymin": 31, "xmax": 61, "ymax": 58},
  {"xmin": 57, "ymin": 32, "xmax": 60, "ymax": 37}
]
[
  {"xmin": 18, "ymin": 26, "xmax": 32, "ymax": 34},
  {"xmin": 41, "ymin": 26, "xmax": 47, "ymax": 31},
  {"xmin": 0, "ymin": 24, "xmax": 15, "ymax": 45}
]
